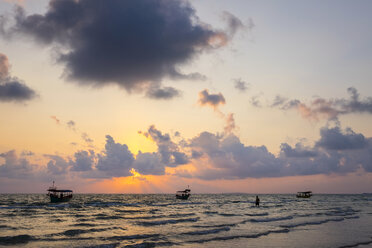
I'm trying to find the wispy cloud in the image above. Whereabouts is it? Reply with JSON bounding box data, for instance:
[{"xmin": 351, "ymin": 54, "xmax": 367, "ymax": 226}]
[
  {"xmin": 50, "ymin": 116, "xmax": 60, "ymax": 125},
  {"xmin": 267, "ymin": 87, "xmax": 372, "ymax": 121},
  {"xmin": 50, "ymin": 116, "xmax": 94, "ymax": 146},
  {"xmin": 233, "ymin": 78, "xmax": 249, "ymax": 92}
]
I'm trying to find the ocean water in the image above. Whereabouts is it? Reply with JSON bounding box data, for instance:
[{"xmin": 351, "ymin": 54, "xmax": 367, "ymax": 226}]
[{"xmin": 0, "ymin": 194, "xmax": 371, "ymax": 248}]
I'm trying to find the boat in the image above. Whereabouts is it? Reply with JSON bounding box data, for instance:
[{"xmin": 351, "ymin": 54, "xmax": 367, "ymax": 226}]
[
  {"xmin": 296, "ymin": 191, "xmax": 312, "ymax": 198},
  {"xmin": 176, "ymin": 187, "xmax": 191, "ymax": 200},
  {"xmin": 47, "ymin": 181, "xmax": 73, "ymax": 203}
]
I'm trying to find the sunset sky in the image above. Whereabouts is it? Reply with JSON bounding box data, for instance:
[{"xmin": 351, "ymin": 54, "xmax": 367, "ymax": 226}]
[{"xmin": 1, "ymin": 0, "xmax": 372, "ymax": 193}]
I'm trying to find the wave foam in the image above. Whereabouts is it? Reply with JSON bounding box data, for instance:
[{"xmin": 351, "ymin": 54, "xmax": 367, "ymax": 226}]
[
  {"xmin": 280, "ymin": 217, "xmax": 345, "ymax": 228},
  {"xmin": 187, "ymin": 229, "xmax": 290, "ymax": 243},
  {"xmin": 249, "ymin": 215, "xmax": 293, "ymax": 222},
  {"xmin": 182, "ymin": 227, "xmax": 230, "ymax": 236},
  {"xmin": 136, "ymin": 217, "xmax": 200, "ymax": 226}
]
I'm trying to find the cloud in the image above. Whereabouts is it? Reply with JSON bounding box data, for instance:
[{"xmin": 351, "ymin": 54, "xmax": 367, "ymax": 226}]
[
  {"xmin": 316, "ymin": 126, "xmax": 367, "ymax": 150},
  {"xmin": 198, "ymin": 89, "xmax": 226, "ymax": 109},
  {"xmin": 96, "ymin": 135, "xmax": 135, "ymax": 177},
  {"xmin": 250, "ymin": 95, "xmax": 262, "ymax": 107},
  {"xmin": 50, "ymin": 115, "xmax": 60, "ymax": 125},
  {"xmin": 67, "ymin": 120, "xmax": 76, "ymax": 131},
  {"xmin": 269, "ymin": 87, "xmax": 372, "ymax": 121},
  {"xmin": 187, "ymin": 133, "xmax": 282, "ymax": 180},
  {"xmin": 45, "ymin": 154, "xmax": 69, "ymax": 175},
  {"xmin": 70, "ymin": 150, "xmax": 95, "ymax": 172},
  {"xmin": 21, "ymin": 150, "xmax": 34, "ymax": 156},
  {"xmin": 233, "ymin": 78, "xmax": 249, "ymax": 92},
  {"xmin": 141, "ymin": 125, "xmax": 189, "ymax": 167},
  {"xmin": 0, "ymin": 80, "xmax": 36, "ymax": 102},
  {"xmin": 50, "ymin": 116, "xmax": 94, "ymax": 145},
  {"xmin": 0, "ymin": 53, "xmax": 36, "ymax": 103},
  {"xmin": 81, "ymin": 132, "xmax": 93, "ymax": 144},
  {"xmin": 146, "ymin": 86, "xmax": 180, "ymax": 100},
  {"xmin": 221, "ymin": 11, "xmax": 246, "ymax": 37},
  {"xmin": 2, "ymin": 123, "xmax": 372, "ymax": 182},
  {"xmin": 224, "ymin": 113, "xmax": 236, "ymax": 134},
  {"xmin": 197, "ymin": 90, "xmax": 236, "ymax": 135},
  {"xmin": 0, "ymin": 53, "xmax": 9, "ymax": 80},
  {"xmin": 178, "ymin": 125, "xmax": 372, "ymax": 180},
  {"xmin": 9, "ymin": 0, "xmax": 233, "ymax": 98},
  {"xmin": 280, "ymin": 143, "xmax": 318, "ymax": 158},
  {"xmin": 0, "ymin": 150, "xmax": 37, "ymax": 178},
  {"xmin": 133, "ymin": 152, "xmax": 164, "ymax": 175}
]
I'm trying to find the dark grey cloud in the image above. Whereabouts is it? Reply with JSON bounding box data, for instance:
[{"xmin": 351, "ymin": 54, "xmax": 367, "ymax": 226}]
[
  {"xmin": 268, "ymin": 87, "xmax": 372, "ymax": 121},
  {"xmin": 233, "ymin": 78, "xmax": 249, "ymax": 92},
  {"xmin": 198, "ymin": 89, "xmax": 226, "ymax": 109},
  {"xmin": 9, "ymin": 0, "xmax": 234, "ymax": 98},
  {"xmin": 0, "ymin": 53, "xmax": 36, "ymax": 103},
  {"xmin": 146, "ymin": 86, "xmax": 180, "ymax": 100},
  {"xmin": 0, "ymin": 80, "xmax": 36, "ymax": 102},
  {"xmin": 316, "ymin": 126, "xmax": 367, "ymax": 150}
]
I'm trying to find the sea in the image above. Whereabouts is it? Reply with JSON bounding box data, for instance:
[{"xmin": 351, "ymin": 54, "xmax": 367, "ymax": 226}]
[{"xmin": 0, "ymin": 194, "xmax": 371, "ymax": 248}]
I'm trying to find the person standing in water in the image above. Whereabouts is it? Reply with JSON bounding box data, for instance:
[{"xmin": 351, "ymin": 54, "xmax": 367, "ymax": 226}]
[{"xmin": 255, "ymin": 195, "xmax": 260, "ymax": 206}]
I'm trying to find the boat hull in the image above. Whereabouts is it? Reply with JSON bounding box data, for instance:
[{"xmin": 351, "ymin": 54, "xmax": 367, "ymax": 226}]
[
  {"xmin": 176, "ymin": 194, "xmax": 190, "ymax": 200},
  {"xmin": 50, "ymin": 195, "xmax": 73, "ymax": 203}
]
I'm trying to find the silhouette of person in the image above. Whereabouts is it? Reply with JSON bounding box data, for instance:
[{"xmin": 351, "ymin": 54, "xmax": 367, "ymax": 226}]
[{"xmin": 255, "ymin": 195, "xmax": 260, "ymax": 206}]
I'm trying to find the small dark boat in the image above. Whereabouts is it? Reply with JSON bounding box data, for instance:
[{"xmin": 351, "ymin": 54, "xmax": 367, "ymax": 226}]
[
  {"xmin": 47, "ymin": 181, "xmax": 73, "ymax": 203},
  {"xmin": 296, "ymin": 191, "xmax": 312, "ymax": 198},
  {"xmin": 176, "ymin": 188, "xmax": 191, "ymax": 200}
]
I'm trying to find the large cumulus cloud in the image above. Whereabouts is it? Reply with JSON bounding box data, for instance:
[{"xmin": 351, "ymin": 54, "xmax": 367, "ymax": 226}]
[
  {"xmin": 96, "ymin": 135, "xmax": 135, "ymax": 177},
  {"xmin": 0, "ymin": 53, "xmax": 36, "ymax": 103},
  {"xmin": 2, "ymin": 124, "xmax": 371, "ymax": 181},
  {"xmin": 8, "ymin": 0, "xmax": 241, "ymax": 98},
  {"xmin": 180, "ymin": 125, "xmax": 372, "ymax": 180}
]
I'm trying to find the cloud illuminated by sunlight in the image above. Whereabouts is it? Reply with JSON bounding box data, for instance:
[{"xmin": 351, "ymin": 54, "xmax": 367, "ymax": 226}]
[{"xmin": 129, "ymin": 168, "xmax": 144, "ymax": 180}]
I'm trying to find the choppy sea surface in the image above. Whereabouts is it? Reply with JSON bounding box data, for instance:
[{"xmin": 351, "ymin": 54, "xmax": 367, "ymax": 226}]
[{"xmin": 0, "ymin": 194, "xmax": 371, "ymax": 248}]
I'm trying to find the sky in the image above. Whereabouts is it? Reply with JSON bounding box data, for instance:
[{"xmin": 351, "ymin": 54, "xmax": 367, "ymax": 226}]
[{"xmin": 0, "ymin": 0, "xmax": 372, "ymax": 193}]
